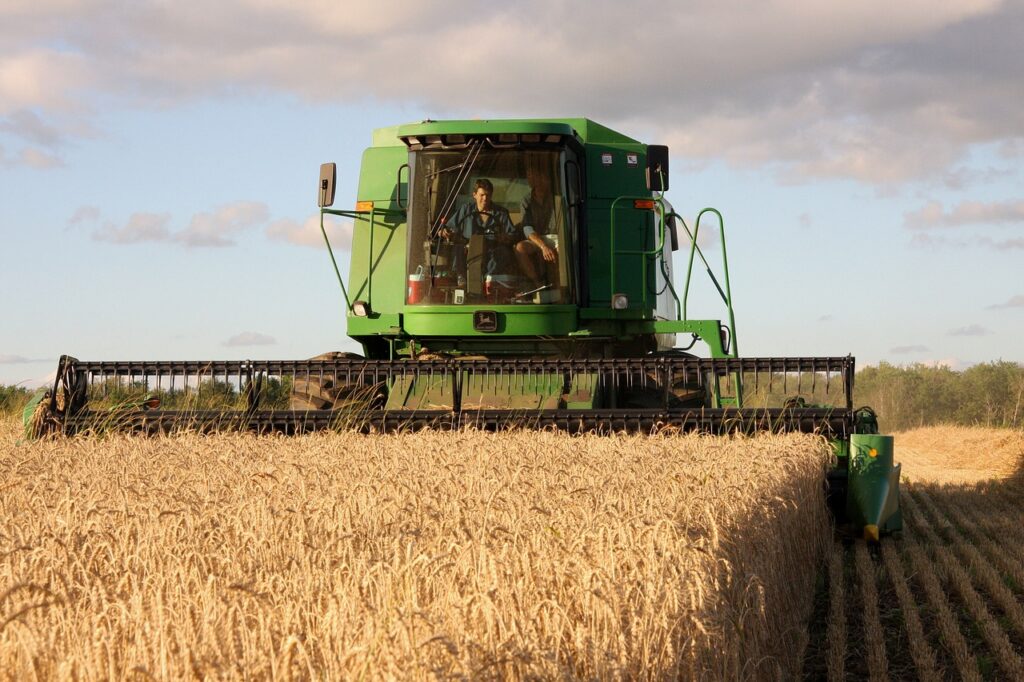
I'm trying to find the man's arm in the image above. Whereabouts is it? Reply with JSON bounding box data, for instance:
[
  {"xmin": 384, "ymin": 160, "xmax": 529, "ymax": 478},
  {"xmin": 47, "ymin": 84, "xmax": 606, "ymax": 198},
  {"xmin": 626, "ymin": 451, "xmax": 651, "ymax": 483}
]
[
  {"xmin": 519, "ymin": 197, "xmax": 537, "ymax": 238},
  {"xmin": 439, "ymin": 203, "xmax": 471, "ymax": 241}
]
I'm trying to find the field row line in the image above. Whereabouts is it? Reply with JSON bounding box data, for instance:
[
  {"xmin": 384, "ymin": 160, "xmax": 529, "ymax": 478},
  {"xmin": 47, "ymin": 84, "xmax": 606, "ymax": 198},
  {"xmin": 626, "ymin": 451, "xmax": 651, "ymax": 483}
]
[
  {"xmin": 825, "ymin": 542, "xmax": 845, "ymax": 682},
  {"xmin": 853, "ymin": 541, "xmax": 888, "ymax": 679},
  {"xmin": 904, "ymin": 489, "xmax": 1024, "ymax": 678},
  {"xmin": 879, "ymin": 537, "xmax": 940, "ymax": 680}
]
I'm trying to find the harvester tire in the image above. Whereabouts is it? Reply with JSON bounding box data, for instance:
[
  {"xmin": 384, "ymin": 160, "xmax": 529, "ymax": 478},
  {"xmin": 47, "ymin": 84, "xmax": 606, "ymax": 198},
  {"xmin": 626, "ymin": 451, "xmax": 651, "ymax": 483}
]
[{"xmin": 289, "ymin": 352, "xmax": 386, "ymax": 412}]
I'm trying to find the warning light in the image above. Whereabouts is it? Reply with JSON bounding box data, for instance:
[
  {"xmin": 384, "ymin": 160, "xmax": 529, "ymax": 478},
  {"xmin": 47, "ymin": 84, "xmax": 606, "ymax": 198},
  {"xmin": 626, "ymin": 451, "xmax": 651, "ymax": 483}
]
[
  {"xmin": 634, "ymin": 199, "xmax": 656, "ymax": 210},
  {"xmin": 356, "ymin": 201, "xmax": 374, "ymax": 212},
  {"xmin": 869, "ymin": 448, "xmax": 878, "ymax": 458}
]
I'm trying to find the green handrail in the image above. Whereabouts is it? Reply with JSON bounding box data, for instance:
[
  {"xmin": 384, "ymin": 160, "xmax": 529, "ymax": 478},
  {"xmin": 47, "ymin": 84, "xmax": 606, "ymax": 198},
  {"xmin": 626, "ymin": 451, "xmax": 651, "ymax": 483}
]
[
  {"xmin": 320, "ymin": 207, "xmax": 404, "ymax": 312},
  {"xmin": 678, "ymin": 208, "xmax": 739, "ymax": 358},
  {"xmin": 320, "ymin": 209, "xmax": 351, "ymax": 310}
]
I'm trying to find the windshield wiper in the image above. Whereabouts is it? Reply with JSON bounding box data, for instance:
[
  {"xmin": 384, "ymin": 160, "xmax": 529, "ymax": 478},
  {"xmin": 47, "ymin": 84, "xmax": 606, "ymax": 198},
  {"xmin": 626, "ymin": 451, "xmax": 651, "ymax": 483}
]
[{"xmin": 429, "ymin": 139, "xmax": 483, "ymax": 239}]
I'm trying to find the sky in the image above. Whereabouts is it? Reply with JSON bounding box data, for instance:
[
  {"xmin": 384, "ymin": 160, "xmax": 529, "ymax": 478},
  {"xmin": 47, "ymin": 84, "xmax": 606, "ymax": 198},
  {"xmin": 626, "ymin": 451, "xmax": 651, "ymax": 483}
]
[{"xmin": 2, "ymin": 0, "xmax": 1023, "ymax": 387}]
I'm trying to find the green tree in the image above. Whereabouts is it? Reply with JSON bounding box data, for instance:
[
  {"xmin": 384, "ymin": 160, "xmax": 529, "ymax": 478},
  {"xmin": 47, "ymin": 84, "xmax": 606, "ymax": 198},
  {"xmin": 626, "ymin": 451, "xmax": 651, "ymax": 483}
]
[
  {"xmin": 0, "ymin": 385, "xmax": 32, "ymax": 415},
  {"xmin": 855, "ymin": 361, "xmax": 1024, "ymax": 431}
]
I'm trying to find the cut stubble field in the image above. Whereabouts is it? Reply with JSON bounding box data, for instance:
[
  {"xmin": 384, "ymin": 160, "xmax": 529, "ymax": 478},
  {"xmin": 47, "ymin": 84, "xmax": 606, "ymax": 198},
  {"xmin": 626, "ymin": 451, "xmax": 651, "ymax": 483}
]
[
  {"xmin": 1, "ymin": 421, "xmax": 830, "ymax": 680},
  {"xmin": 803, "ymin": 426, "xmax": 1024, "ymax": 681}
]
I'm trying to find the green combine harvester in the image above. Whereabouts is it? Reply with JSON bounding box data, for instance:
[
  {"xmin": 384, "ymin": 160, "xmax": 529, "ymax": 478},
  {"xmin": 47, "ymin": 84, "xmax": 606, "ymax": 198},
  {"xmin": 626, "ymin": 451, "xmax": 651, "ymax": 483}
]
[{"xmin": 25, "ymin": 118, "xmax": 901, "ymax": 539}]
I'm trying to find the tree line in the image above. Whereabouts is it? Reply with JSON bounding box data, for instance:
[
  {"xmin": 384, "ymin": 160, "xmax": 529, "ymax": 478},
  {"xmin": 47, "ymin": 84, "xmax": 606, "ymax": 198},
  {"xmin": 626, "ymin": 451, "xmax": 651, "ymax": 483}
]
[{"xmin": 854, "ymin": 361, "xmax": 1024, "ymax": 432}]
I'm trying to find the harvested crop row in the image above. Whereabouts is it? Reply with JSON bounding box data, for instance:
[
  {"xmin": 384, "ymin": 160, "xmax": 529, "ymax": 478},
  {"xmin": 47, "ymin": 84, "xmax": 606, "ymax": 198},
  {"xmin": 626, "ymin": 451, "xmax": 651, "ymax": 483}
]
[
  {"xmin": 902, "ymin": 537, "xmax": 982, "ymax": 682},
  {"xmin": 904, "ymin": 490, "xmax": 1024, "ymax": 679},
  {"xmin": 911, "ymin": 487, "xmax": 1024, "ymax": 642},
  {"xmin": 825, "ymin": 542, "xmax": 846, "ymax": 682},
  {"xmin": 938, "ymin": 490, "xmax": 1024, "ymax": 596},
  {"xmin": 0, "ymin": 425, "xmax": 830, "ymax": 680},
  {"xmin": 853, "ymin": 541, "xmax": 888, "ymax": 679},
  {"xmin": 879, "ymin": 538, "xmax": 939, "ymax": 680}
]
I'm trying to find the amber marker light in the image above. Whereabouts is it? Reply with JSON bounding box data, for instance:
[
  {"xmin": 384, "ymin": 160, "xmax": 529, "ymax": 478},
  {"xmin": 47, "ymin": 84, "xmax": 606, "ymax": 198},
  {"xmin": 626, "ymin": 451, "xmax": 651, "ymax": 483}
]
[
  {"xmin": 356, "ymin": 201, "xmax": 374, "ymax": 212},
  {"xmin": 634, "ymin": 199, "xmax": 656, "ymax": 210},
  {"xmin": 869, "ymin": 448, "xmax": 878, "ymax": 457}
]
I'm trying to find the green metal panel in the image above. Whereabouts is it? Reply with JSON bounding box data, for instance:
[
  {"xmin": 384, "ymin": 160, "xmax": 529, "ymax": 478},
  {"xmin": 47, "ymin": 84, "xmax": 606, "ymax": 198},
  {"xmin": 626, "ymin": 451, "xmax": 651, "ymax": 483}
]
[
  {"xmin": 403, "ymin": 305, "xmax": 577, "ymax": 337},
  {"xmin": 563, "ymin": 118, "xmax": 641, "ymax": 145},
  {"xmin": 847, "ymin": 434, "xmax": 903, "ymax": 540},
  {"xmin": 347, "ymin": 314, "xmax": 402, "ymax": 336},
  {"xmin": 583, "ymin": 142, "xmax": 656, "ymax": 310},
  {"xmin": 345, "ymin": 145, "xmax": 408, "ymax": 335},
  {"xmin": 384, "ymin": 370, "xmax": 583, "ymax": 411}
]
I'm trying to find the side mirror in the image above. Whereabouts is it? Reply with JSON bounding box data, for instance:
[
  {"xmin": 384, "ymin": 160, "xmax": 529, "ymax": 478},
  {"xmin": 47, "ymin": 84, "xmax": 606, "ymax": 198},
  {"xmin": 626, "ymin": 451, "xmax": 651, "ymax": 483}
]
[
  {"xmin": 645, "ymin": 145, "xmax": 669, "ymax": 191},
  {"xmin": 318, "ymin": 162, "xmax": 336, "ymax": 207}
]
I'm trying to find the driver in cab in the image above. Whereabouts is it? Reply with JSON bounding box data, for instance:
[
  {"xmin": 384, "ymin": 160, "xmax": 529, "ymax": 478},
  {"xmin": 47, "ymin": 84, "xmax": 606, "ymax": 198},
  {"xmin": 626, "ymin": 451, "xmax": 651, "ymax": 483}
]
[{"xmin": 438, "ymin": 178, "xmax": 518, "ymax": 286}]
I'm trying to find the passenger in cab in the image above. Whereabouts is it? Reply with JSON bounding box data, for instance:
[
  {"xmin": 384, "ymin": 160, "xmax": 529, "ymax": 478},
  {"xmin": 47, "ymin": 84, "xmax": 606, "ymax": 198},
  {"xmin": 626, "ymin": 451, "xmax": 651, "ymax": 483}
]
[{"xmin": 515, "ymin": 162, "xmax": 559, "ymax": 288}]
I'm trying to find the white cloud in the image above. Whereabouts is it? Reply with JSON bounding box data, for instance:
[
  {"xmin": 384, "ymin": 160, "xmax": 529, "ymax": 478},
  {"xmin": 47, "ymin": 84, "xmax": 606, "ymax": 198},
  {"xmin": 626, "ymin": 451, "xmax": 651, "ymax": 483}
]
[
  {"xmin": 0, "ymin": 49, "xmax": 93, "ymax": 112},
  {"xmin": 223, "ymin": 331, "xmax": 276, "ymax": 347},
  {"xmin": 0, "ymin": 354, "xmax": 34, "ymax": 364},
  {"xmin": 905, "ymin": 200, "xmax": 1024, "ymax": 229},
  {"xmin": 978, "ymin": 236, "xmax": 1024, "ymax": 250},
  {"xmin": 0, "ymin": 108, "xmax": 63, "ymax": 146},
  {"xmin": 19, "ymin": 146, "xmax": 61, "ymax": 168},
  {"xmin": 2, "ymin": 1, "xmax": 1020, "ymax": 186},
  {"xmin": 988, "ymin": 295, "xmax": 1024, "ymax": 310},
  {"xmin": 891, "ymin": 345, "xmax": 929, "ymax": 354},
  {"xmin": 0, "ymin": 141, "xmax": 62, "ymax": 168},
  {"xmin": 266, "ymin": 213, "xmax": 352, "ymax": 250},
  {"xmin": 177, "ymin": 201, "xmax": 269, "ymax": 247},
  {"xmin": 68, "ymin": 205, "xmax": 101, "ymax": 224},
  {"xmin": 93, "ymin": 211, "xmax": 171, "ymax": 244},
  {"xmin": 89, "ymin": 201, "xmax": 270, "ymax": 247},
  {"xmin": 919, "ymin": 357, "xmax": 970, "ymax": 370},
  {"xmin": 948, "ymin": 324, "xmax": 991, "ymax": 337}
]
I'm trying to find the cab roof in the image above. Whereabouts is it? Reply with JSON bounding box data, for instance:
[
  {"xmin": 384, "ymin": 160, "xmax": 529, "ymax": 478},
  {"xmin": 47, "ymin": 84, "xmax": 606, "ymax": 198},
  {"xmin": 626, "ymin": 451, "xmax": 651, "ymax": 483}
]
[{"xmin": 371, "ymin": 118, "xmax": 642, "ymax": 147}]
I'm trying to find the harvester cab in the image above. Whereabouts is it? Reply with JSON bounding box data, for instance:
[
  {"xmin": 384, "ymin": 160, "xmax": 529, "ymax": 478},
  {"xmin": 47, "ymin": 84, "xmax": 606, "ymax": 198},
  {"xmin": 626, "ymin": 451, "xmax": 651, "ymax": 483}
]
[
  {"xmin": 318, "ymin": 120, "xmax": 718, "ymax": 360},
  {"xmin": 26, "ymin": 118, "xmax": 901, "ymax": 540}
]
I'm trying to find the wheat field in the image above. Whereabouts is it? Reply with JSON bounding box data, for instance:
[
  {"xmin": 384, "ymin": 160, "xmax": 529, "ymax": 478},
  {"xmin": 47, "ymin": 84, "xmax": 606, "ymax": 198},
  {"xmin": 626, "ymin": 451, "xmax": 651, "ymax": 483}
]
[{"xmin": 0, "ymin": 421, "xmax": 831, "ymax": 680}]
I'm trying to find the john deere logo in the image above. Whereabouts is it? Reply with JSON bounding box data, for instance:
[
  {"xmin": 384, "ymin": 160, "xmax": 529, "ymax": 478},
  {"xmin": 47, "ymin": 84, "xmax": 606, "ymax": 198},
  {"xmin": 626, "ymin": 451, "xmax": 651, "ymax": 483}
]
[{"xmin": 473, "ymin": 310, "xmax": 498, "ymax": 332}]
